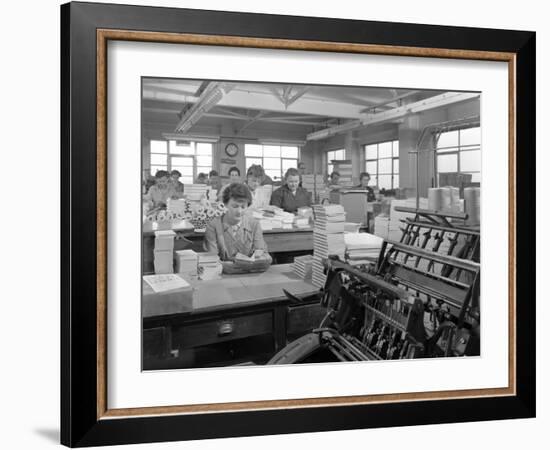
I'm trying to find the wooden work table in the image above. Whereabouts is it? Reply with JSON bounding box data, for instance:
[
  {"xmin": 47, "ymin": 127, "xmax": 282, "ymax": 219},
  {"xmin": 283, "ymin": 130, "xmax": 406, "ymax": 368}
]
[
  {"xmin": 143, "ymin": 264, "xmax": 323, "ymax": 369},
  {"xmin": 142, "ymin": 219, "xmax": 314, "ymax": 273}
]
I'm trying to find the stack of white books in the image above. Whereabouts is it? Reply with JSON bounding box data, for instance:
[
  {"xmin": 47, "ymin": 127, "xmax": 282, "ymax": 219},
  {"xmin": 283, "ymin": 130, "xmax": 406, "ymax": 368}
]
[
  {"xmin": 311, "ymin": 204, "xmax": 347, "ymax": 288},
  {"xmin": 294, "ymin": 217, "xmax": 310, "ymax": 228},
  {"xmin": 174, "ymin": 249, "xmax": 198, "ymax": 276},
  {"xmin": 311, "ymin": 255, "xmax": 327, "ymax": 288},
  {"xmin": 167, "ymin": 198, "xmax": 187, "ymax": 216},
  {"xmin": 344, "ymin": 232, "xmax": 383, "ymax": 266},
  {"xmin": 293, "ymin": 255, "xmax": 313, "ymax": 279},
  {"xmin": 197, "ymin": 252, "xmax": 223, "ymax": 280},
  {"xmin": 374, "ymin": 215, "xmax": 390, "ymax": 239},
  {"xmin": 153, "ymin": 230, "xmax": 176, "ymax": 274}
]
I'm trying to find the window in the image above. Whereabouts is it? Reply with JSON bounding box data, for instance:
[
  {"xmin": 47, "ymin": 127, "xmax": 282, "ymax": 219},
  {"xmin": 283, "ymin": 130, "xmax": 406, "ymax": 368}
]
[
  {"xmin": 364, "ymin": 140, "xmax": 399, "ymax": 190},
  {"xmin": 435, "ymin": 127, "xmax": 481, "ymax": 184},
  {"xmin": 149, "ymin": 140, "xmax": 212, "ymax": 184},
  {"xmin": 326, "ymin": 149, "xmax": 345, "ymax": 175},
  {"xmin": 244, "ymin": 144, "xmax": 299, "ymax": 181}
]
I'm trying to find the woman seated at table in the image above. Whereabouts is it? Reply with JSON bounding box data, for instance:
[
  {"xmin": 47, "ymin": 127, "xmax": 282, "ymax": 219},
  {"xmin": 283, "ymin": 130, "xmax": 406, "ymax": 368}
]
[
  {"xmin": 270, "ymin": 168, "xmax": 312, "ymax": 213},
  {"xmin": 217, "ymin": 166, "xmax": 241, "ymax": 201},
  {"xmin": 204, "ymin": 182, "xmax": 272, "ymax": 265},
  {"xmin": 144, "ymin": 169, "xmax": 182, "ymax": 210},
  {"xmin": 245, "ymin": 164, "xmax": 270, "ymax": 209}
]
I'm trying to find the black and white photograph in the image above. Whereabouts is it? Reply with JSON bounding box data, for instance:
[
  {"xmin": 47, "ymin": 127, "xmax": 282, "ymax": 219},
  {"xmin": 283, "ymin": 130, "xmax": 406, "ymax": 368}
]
[{"xmin": 141, "ymin": 78, "xmax": 481, "ymax": 370}]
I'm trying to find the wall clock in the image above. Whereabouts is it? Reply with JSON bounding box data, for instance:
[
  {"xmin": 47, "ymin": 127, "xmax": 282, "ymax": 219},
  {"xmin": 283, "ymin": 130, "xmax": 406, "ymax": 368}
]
[{"xmin": 225, "ymin": 143, "xmax": 239, "ymax": 157}]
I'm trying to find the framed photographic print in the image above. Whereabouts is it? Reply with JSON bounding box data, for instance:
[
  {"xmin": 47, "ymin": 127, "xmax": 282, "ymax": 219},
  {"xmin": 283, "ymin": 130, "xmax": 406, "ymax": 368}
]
[{"xmin": 61, "ymin": 1, "xmax": 535, "ymax": 447}]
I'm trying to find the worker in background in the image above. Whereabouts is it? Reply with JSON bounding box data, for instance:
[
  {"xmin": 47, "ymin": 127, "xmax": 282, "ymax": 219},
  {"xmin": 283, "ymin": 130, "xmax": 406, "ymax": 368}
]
[
  {"xmin": 195, "ymin": 172, "xmax": 207, "ymax": 184},
  {"xmin": 170, "ymin": 169, "xmax": 184, "ymax": 195},
  {"xmin": 270, "ymin": 168, "xmax": 312, "ymax": 213},
  {"xmin": 357, "ymin": 171, "xmax": 376, "ymax": 202},
  {"xmin": 208, "ymin": 170, "xmax": 222, "ymax": 192},
  {"xmin": 217, "ymin": 166, "xmax": 241, "ymax": 201},
  {"xmin": 204, "ymin": 183, "xmax": 272, "ymax": 264},
  {"xmin": 328, "ymin": 171, "xmax": 341, "ymax": 188},
  {"xmin": 144, "ymin": 169, "xmax": 182, "ymax": 210},
  {"xmin": 245, "ymin": 164, "xmax": 268, "ymax": 209}
]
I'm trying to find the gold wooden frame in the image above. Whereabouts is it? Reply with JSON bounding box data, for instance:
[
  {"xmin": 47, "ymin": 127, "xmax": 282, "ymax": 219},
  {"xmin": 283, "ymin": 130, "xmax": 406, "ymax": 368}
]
[{"xmin": 96, "ymin": 29, "xmax": 516, "ymax": 420}]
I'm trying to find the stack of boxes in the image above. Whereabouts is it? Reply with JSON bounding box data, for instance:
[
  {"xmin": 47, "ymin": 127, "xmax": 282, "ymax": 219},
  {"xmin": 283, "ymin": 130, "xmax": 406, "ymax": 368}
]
[
  {"xmin": 174, "ymin": 249, "xmax": 198, "ymax": 277},
  {"xmin": 153, "ymin": 230, "xmax": 176, "ymax": 274},
  {"xmin": 293, "ymin": 254, "xmax": 313, "ymax": 280},
  {"xmin": 301, "ymin": 174, "xmax": 325, "ymax": 203},
  {"xmin": 311, "ymin": 204, "xmax": 346, "ymax": 288},
  {"xmin": 331, "ymin": 160, "xmax": 353, "ymax": 187}
]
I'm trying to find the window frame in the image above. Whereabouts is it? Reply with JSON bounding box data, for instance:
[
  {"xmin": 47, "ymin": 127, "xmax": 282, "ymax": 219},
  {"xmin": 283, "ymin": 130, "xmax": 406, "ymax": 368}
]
[
  {"xmin": 434, "ymin": 126, "xmax": 481, "ymax": 184},
  {"xmin": 244, "ymin": 143, "xmax": 300, "ymax": 181},
  {"xmin": 363, "ymin": 139, "xmax": 399, "ymax": 190}
]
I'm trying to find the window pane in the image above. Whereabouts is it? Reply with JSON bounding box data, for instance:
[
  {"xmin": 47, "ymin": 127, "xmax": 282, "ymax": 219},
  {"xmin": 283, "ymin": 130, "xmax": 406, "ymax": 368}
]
[
  {"xmin": 327, "ymin": 164, "xmax": 333, "ymax": 175},
  {"xmin": 393, "ymin": 159, "xmax": 399, "ymax": 174},
  {"xmin": 281, "ymin": 146, "xmax": 298, "ymax": 158},
  {"xmin": 171, "ymin": 156, "xmax": 193, "ymax": 167},
  {"xmin": 263, "ymin": 145, "xmax": 281, "ymax": 158},
  {"xmin": 196, "ymin": 155, "xmax": 212, "ymax": 167},
  {"xmin": 378, "ymin": 142, "xmax": 392, "ymax": 158},
  {"xmin": 246, "ymin": 157, "xmax": 263, "ymax": 168},
  {"xmin": 196, "ymin": 143, "xmax": 213, "ymax": 155},
  {"xmin": 263, "ymin": 157, "xmax": 280, "ymax": 170},
  {"xmin": 151, "ymin": 154, "xmax": 167, "ymax": 165},
  {"xmin": 392, "ymin": 140, "xmax": 399, "ymax": 157},
  {"xmin": 437, "ymin": 154, "xmax": 458, "ymax": 172},
  {"xmin": 466, "ymin": 172, "xmax": 481, "ymax": 183},
  {"xmin": 282, "ymin": 159, "xmax": 297, "ymax": 173},
  {"xmin": 264, "ymin": 169, "xmax": 280, "ymax": 180},
  {"xmin": 393, "ymin": 174, "xmax": 399, "ymax": 188},
  {"xmin": 366, "ymin": 161, "xmax": 377, "ymax": 175},
  {"xmin": 378, "ymin": 174, "xmax": 392, "ymax": 190},
  {"xmin": 150, "ymin": 165, "xmax": 167, "ymax": 176},
  {"xmin": 365, "ymin": 144, "xmax": 377, "ymax": 159},
  {"xmin": 197, "ymin": 166, "xmax": 211, "ymax": 175},
  {"xmin": 460, "ymin": 127, "xmax": 481, "ymax": 146},
  {"xmin": 172, "ymin": 166, "xmax": 194, "ymax": 176},
  {"xmin": 460, "ymin": 150, "xmax": 481, "ymax": 172},
  {"xmin": 378, "ymin": 158, "xmax": 392, "ymax": 174},
  {"xmin": 170, "ymin": 141, "xmax": 194, "ymax": 155},
  {"xmin": 337, "ymin": 149, "xmax": 346, "ymax": 160},
  {"xmin": 245, "ymin": 144, "xmax": 262, "ymax": 156},
  {"xmin": 437, "ymin": 130, "xmax": 459, "ymax": 148},
  {"xmin": 151, "ymin": 140, "xmax": 167, "ymax": 154}
]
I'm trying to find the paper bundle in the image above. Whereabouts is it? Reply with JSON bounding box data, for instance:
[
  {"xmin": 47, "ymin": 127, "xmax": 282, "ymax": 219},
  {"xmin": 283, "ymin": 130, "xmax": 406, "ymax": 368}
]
[
  {"xmin": 344, "ymin": 232, "xmax": 383, "ymax": 265},
  {"xmin": 293, "ymin": 255, "xmax": 313, "ymax": 279},
  {"xmin": 184, "ymin": 184, "xmax": 209, "ymax": 201},
  {"xmin": 197, "ymin": 252, "xmax": 223, "ymax": 280},
  {"xmin": 174, "ymin": 249, "xmax": 198, "ymax": 276},
  {"xmin": 311, "ymin": 255, "xmax": 327, "ymax": 288},
  {"xmin": 154, "ymin": 230, "xmax": 175, "ymax": 274}
]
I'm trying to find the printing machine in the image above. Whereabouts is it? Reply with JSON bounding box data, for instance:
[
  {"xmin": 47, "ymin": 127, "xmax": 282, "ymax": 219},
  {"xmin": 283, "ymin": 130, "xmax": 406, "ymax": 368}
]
[{"xmin": 268, "ymin": 208, "xmax": 480, "ymax": 364}]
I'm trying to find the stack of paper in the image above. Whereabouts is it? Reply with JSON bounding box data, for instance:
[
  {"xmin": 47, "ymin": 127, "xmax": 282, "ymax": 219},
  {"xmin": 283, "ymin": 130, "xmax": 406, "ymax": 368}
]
[
  {"xmin": 344, "ymin": 232, "xmax": 383, "ymax": 265},
  {"xmin": 302, "ymin": 174, "xmax": 328, "ymax": 202},
  {"xmin": 313, "ymin": 231, "xmax": 346, "ymax": 259},
  {"xmin": 293, "ymin": 254, "xmax": 313, "ymax": 279},
  {"xmin": 167, "ymin": 198, "xmax": 187, "ymax": 216},
  {"xmin": 295, "ymin": 217, "xmax": 310, "ymax": 228},
  {"xmin": 154, "ymin": 230, "xmax": 175, "ymax": 274},
  {"xmin": 374, "ymin": 215, "xmax": 390, "ymax": 239},
  {"xmin": 331, "ymin": 160, "xmax": 353, "ymax": 186},
  {"xmin": 311, "ymin": 255, "xmax": 327, "ymax": 288},
  {"xmin": 174, "ymin": 249, "xmax": 198, "ymax": 276},
  {"xmin": 143, "ymin": 273, "xmax": 190, "ymax": 293},
  {"xmin": 311, "ymin": 204, "xmax": 347, "ymax": 288},
  {"xmin": 197, "ymin": 252, "xmax": 223, "ymax": 280}
]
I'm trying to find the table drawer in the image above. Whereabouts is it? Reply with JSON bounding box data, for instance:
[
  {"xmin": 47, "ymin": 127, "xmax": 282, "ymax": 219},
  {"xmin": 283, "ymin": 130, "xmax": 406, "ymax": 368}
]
[{"xmin": 172, "ymin": 311, "xmax": 273, "ymax": 349}]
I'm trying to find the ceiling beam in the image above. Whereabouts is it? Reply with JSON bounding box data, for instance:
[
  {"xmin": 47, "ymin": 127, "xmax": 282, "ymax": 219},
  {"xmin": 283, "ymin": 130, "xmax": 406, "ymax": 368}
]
[{"xmin": 307, "ymin": 92, "xmax": 479, "ymax": 140}]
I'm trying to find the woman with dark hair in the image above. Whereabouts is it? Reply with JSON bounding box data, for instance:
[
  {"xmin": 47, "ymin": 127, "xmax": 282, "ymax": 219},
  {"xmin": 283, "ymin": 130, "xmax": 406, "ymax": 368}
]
[
  {"xmin": 217, "ymin": 166, "xmax": 242, "ymax": 201},
  {"xmin": 270, "ymin": 168, "xmax": 312, "ymax": 213},
  {"xmin": 170, "ymin": 169, "xmax": 184, "ymax": 194},
  {"xmin": 357, "ymin": 172, "xmax": 376, "ymax": 202},
  {"xmin": 204, "ymin": 183, "xmax": 272, "ymax": 264}
]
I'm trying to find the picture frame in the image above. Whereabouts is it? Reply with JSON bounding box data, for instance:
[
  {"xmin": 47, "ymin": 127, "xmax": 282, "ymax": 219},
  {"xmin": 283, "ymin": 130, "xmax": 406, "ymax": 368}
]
[{"xmin": 60, "ymin": 1, "xmax": 535, "ymax": 447}]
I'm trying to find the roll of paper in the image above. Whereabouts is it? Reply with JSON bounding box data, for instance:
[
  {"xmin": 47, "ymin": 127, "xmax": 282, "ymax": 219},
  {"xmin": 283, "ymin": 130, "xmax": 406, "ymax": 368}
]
[
  {"xmin": 464, "ymin": 187, "xmax": 481, "ymax": 225},
  {"xmin": 428, "ymin": 187, "xmax": 451, "ymax": 212}
]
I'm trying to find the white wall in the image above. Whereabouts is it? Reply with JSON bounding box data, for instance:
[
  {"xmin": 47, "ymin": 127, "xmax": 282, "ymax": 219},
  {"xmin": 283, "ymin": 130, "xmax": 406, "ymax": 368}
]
[{"xmin": 1, "ymin": 1, "xmax": 547, "ymax": 450}]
